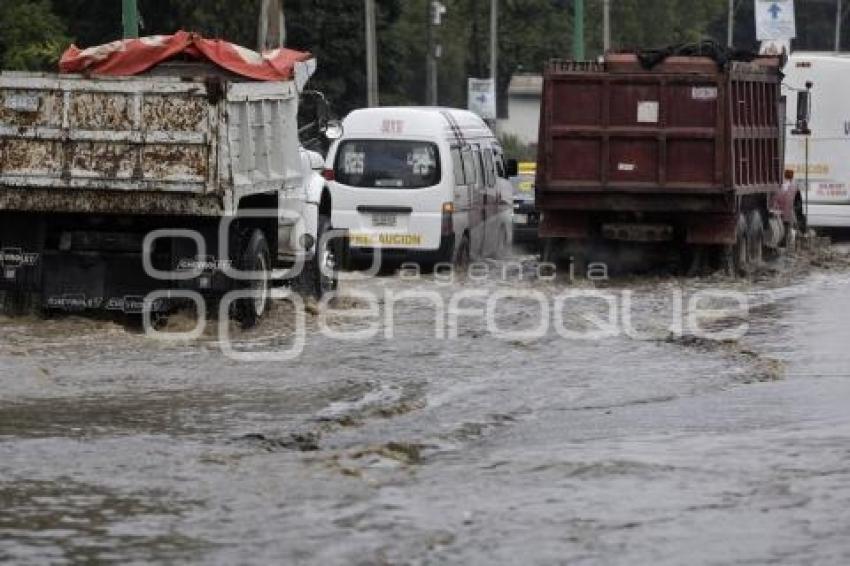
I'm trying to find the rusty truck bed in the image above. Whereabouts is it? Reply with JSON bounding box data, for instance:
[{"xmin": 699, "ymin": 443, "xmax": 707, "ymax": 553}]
[
  {"xmin": 536, "ymin": 55, "xmax": 783, "ymax": 233},
  {"xmin": 0, "ymin": 71, "xmax": 301, "ymax": 217}
]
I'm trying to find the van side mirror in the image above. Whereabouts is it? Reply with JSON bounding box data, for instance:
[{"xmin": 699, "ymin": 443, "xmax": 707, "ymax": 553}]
[
  {"xmin": 793, "ymin": 82, "xmax": 813, "ymax": 136},
  {"xmin": 505, "ymin": 158, "xmax": 519, "ymax": 178}
]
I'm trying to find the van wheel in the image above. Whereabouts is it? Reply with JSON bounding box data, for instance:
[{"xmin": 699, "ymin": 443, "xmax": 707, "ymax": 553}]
[
  {"xmin": 453, "ymin": 233, "xmax": 471, "ymax": 268},
  {"xmin": 541, "ymin": 237, "xmax": 556, "ymax": 263},
  {"xmin": 235, "ymin": 229, "xmax": 271, "ymax": 329},
  {"xmin": 495, "ymin": 226, "xmax": 509, "ymax": 259},
  {"xmin": 294, "ymin": 215, "xmax": 338, "ymax": 299},
  {"xmin": 747, "ymin": 209, "xmax": 765, "ymax": 271}
]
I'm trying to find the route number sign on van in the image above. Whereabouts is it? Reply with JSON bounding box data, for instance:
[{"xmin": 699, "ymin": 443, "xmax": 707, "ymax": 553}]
[{"xmin": 756, "ymin": 0, "xmax": 796, "ymax": 40}]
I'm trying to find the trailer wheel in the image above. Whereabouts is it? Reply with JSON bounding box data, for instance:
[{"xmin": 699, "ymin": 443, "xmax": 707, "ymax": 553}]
[
  {"xmin": 293, "ymin": 215, "xmax": 339, "ymax": 299},
  {"xmin": 235, "ymin": 229, "xmax": 271, "ymax": 329},
  {"xmin": 747, "ymin": 209, "xmax": 765, "ymax": 272}
]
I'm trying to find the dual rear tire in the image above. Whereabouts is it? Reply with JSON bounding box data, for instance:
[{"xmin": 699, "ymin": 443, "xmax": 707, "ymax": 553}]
[{"xmin": 725, "ymin": 209, "xmax": 765, "ymax": 277}]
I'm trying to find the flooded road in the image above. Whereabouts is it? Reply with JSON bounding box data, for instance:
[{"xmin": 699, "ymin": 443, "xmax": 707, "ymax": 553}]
[{"xmin": 2, "ymin": 245, "xmax": 850, "ymax": 565}]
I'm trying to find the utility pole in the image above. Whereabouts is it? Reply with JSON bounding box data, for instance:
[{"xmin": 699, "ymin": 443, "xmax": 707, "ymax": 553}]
[
  {"xmin": 573, "ymin": 0, "xmax": 585, "ymax": 61},
  {"xmin": 603, "ymin": 0, "xmax": 611, "ymax": 52},
  {"xmin": 727, "ymin": 0, "xmax": 734, "ymax": 47},
  {"xmin": 258, "ymin": 0, "xmax": 286, "ymax": 51},
  {"xmin": 426, "ymin": 2, "xmax": 445, "ymax": 106},
  {"xmin": 365, "ymin": 0, "xmax": 379, "ymax": 107},
  {"xmin": 836, "ymin": 0, "xmax": 843, "ymax": 52},
  {"xmin": 426, "ymin": 2, "xmax": 435, "ymax": 105},
  {"xmin": 122, "ymin": 0, "xmax": 139, "ymax": 39},
  {"xmin": 490, "ymin": 0, "xmax": 498, "ymax": 123}
]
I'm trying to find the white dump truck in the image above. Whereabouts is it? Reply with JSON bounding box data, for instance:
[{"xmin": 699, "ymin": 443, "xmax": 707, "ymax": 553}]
[{"xmin": 0, "ymin": 35, "xmax": 341, "ymax": 326}]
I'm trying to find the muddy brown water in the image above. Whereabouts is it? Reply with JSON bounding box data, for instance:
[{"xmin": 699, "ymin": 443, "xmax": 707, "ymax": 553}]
[{"xmin": 2, "ymin": 244, "xmax": 850, "ymax": 565}]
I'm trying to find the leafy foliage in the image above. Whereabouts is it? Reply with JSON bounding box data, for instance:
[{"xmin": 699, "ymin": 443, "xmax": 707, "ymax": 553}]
[
  {"xmin": 499, "ymin": 132, "xmax": 536, "ymax": 161},
  {"xmin": 0, "ymin": 0, "xmax": 71, "ymax": 71},
  {"xmin": 2, "ymin": 1, "xmax": 847, "ymax": 114}
]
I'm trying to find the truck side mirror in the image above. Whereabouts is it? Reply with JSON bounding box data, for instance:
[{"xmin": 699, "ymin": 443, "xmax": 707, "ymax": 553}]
[
  {"xmin": 505, "ymin": 158, "xmax": 519, "ymax": 178},
  {"xmin": 793, "ymin": 82, "xmax": 813, "ymax": 136},
  {"xmin": 796, "ymin": 91, "xmax": 809, "ymax": 127},
  {"xmin": 322, "ymin": 120, "xmax": 343, "ymax": 140}
]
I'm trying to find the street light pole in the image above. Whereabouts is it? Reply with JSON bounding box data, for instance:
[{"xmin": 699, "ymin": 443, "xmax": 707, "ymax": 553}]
[
  {"xmin": 836, "ymin": 0, "xmax": 843, "ymax": 52},
  {"xmin": 603, "ymin": 0, "xmax": 611, "ymax": 52},
  {"xmin": 365, "ymin": 0, "xmax": 379, "ymax": 107},
  {"xmin": 258, "ymin": 0, "xmax": 286, "ymax": 51},
  {"xmin": 573, "ymin": 0, "xmax": 585, "ymax": 60},
  {"xmin": 490, "ymin": 0, "xmax": 498, "ymax": 123},
  {"xmin": 727, "ymin": 0, "xmax": 734, "ymax": 47},
  {"xmin": 122, "ymin": 0, "xmax": 139, "ymax": 39},
  {"xmin": 426, "ymin": 2, "xmax": 440, "ymax": 106},
  {"xmin": 426, "ymin": 2, "xmax": 435, "ymax": 105}
]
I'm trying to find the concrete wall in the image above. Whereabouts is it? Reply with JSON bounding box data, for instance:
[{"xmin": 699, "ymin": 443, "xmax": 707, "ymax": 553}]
[{"xmin": 498, "ymin": 95, "xmax": 541, "ymax": 145}]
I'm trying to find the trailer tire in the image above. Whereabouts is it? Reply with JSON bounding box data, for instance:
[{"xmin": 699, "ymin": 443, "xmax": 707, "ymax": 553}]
[
  {"xmin": 235, "ymin": 229, "xmax": 271, "ymax": 329},
  {"xmin": 293, "ymin": 215, "xmax": 339, "ymax": 299},
  {"xmin": 747, "ymin": 209, "xmax": 765, "ymax": 272}
]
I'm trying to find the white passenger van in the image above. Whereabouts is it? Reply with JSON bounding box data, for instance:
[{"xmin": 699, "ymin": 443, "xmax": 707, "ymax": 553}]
[
  {"xmin": 784, "ymin": 52, "xmax": 850, "ymax": 228},
  {"xmin": 325, "ymin": 107, "xmax": 516, "ymax": 266}
]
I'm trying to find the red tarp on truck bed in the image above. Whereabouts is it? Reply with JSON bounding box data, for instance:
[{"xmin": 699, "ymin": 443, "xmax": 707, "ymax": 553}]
[{"xmin": 59, "ymin": 30, "xmax": 311, "ymax": 81}]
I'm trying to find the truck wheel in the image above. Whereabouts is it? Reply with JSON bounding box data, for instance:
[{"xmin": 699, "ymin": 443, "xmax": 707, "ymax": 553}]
[
  {"xmin": 294, "ymin": 215, "xmax": 338, "ymax": 299},
  {"xmin": 685, "ymin": 245, "xmax": 706, "ymax": 277},
  {"xmin": 236, "ymin": 229, "xmax": 271, "ymax": 329},
  {"xmin": 747, "ymin": 209, "xmax": 765, "ymax": 271},
  {"xmin": 794, "ymin": 195, "xmax": 807, "ymax": 234},
  {"xmin": 541, "ymin": 238, "xmax": 557, "ymax": 264},
  {"xmin": 732, "ymin": 212, "xmax": 751, "ymax": 276}
]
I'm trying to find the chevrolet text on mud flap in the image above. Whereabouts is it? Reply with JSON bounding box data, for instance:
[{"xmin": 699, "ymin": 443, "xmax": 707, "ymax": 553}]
[
  {"xmin": 176, "ymin": 257, "xmax": 234, "ymax": 272},
  {"xmin": 45, "ymin": 294, "xmax": 167, "ymax": 314},
  {"xmin": 0, "ymin": 248, "xmax": 40, "ymax": 280}
]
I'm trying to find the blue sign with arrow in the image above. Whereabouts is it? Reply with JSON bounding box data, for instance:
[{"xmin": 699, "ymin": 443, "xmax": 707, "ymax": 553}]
[
  {"xmin": 756, "ymin": 0, "xmax": 796, "ymax": 40},
  {"xmin": 768, "ymin": 3, "xmax": 781, "ymax": 19}
]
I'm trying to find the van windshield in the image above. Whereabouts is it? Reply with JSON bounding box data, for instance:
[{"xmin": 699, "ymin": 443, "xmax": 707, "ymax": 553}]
[{"xmin": 334, "ymin": 140, "xmax": 441, "ymax": 189}]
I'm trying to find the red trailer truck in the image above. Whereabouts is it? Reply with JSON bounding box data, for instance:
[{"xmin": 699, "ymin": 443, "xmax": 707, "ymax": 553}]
[{"xmin": 535, "ymin": 51, "xmax": 802, "ymax": 275}]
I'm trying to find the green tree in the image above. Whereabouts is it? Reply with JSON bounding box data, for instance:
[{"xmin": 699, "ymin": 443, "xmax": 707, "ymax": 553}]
[
  {"xmin": 8, "ymin": 0, "xmax": 845, "ymax": 113},
  {"xmin": 431, "ymin": 0, "xmax": 572, "ymax": 113},
  {"xmin": 0, "ymin": 0, "xmax": 71, "ymax": 71}
]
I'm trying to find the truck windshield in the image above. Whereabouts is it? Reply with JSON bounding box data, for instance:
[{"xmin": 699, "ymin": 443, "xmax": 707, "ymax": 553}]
[{"xmin": 334, "ymin": 140, "xmax": 441, "ymax": 189}]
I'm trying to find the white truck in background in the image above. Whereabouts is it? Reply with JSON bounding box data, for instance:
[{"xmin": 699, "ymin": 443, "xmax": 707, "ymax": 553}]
[
  {"xmin": 0, "ymin": 60, "xmax": 341, "ymax": 326},
  {"xmin": 784, "ymin": 52, "xmax": 850, "ymax": 229}
]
